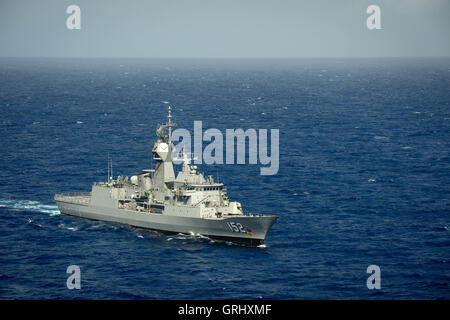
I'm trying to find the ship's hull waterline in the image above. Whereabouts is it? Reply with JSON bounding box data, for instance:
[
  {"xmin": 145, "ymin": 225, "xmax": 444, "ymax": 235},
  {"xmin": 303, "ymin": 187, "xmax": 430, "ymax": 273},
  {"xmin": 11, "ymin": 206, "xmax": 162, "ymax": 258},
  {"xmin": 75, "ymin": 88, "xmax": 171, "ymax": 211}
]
[{"xmin": 56, "ymin": 200, "xmax": 278, "ymax": 246}]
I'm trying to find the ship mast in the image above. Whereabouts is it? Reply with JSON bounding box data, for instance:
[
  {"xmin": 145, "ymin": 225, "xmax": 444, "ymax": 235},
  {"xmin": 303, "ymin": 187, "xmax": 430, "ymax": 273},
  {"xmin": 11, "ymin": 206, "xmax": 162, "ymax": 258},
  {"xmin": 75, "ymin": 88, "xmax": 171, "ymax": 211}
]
[{"xmin": 167, "ymin": 105, "xmax": 176, "ymax": 144}]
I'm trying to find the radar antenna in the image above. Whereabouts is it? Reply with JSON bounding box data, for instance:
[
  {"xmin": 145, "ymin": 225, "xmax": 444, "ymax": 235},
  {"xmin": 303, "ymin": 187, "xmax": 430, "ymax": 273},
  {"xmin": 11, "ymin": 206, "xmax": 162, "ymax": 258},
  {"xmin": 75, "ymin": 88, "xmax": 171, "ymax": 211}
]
[
  {"xmin": 156, "ymin": 103, "xmax": 177, "ymax": 143},
  {"xmin": 167, "ymin": 105, "xmax": 176, "ymax": 144}
]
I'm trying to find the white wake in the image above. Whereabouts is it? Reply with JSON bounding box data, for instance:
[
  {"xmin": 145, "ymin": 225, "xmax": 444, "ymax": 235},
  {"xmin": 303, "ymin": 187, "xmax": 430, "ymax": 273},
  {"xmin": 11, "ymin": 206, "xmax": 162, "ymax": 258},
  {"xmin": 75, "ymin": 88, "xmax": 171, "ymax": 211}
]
[{"xmin": 0, "ymin": 199, "xmax": 60, "ymax": 216}]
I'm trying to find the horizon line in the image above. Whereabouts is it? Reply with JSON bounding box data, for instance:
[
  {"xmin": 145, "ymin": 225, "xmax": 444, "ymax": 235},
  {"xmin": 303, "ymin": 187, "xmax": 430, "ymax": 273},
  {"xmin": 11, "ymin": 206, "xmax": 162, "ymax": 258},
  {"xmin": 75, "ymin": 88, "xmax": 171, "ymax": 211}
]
[{"xmin": 1, "ymin": 56, "xmax": 450, "ymax": 60}]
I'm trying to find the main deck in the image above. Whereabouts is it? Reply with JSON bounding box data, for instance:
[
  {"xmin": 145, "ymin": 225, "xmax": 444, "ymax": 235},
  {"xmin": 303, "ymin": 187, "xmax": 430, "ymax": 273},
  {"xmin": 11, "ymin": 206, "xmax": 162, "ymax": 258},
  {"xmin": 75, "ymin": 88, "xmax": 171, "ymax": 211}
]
[{"xmin": 54, "ymin": 192, "xmax": 91, "ymax": 206}]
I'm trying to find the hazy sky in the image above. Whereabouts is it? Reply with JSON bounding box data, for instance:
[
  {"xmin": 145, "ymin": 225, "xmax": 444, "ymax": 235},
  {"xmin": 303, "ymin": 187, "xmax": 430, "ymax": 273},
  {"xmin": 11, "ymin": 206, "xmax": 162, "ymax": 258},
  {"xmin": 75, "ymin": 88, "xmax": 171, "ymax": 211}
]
[{"xmin": 0, "ymin": 0, "xmax": 449, "ymax": 58}]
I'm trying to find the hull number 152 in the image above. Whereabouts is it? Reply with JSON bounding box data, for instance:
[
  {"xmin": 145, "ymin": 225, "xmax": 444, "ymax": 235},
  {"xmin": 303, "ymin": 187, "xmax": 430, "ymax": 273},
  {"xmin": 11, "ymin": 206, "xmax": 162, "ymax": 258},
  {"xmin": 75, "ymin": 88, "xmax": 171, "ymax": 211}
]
[{"xmin": 227, "ymin": 222, "xmax": 246, "ymax": 233}]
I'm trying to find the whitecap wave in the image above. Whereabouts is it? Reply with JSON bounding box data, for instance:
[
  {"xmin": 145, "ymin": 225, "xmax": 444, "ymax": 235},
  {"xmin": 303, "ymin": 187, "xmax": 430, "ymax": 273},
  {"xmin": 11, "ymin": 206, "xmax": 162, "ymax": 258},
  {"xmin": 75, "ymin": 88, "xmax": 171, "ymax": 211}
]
[{"xmin": 58, "ymin": 223, "xmax": 78, "ymax": 231}]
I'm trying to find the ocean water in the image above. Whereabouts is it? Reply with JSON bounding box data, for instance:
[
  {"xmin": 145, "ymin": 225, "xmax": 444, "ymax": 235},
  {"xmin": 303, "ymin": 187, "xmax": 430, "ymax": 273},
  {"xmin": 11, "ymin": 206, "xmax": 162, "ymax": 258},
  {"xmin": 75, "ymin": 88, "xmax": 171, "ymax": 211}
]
[{"xmin": 0, "ymin": 58, "xmax": 449, "ymax": 299}]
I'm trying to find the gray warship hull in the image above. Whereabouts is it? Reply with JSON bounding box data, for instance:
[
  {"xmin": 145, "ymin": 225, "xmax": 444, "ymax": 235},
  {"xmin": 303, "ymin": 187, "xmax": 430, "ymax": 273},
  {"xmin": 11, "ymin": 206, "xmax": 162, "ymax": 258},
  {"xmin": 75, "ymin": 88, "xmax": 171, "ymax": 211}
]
[{"xmin": 56, "ymin": 196, "xmax": 277, "ymax": 246}]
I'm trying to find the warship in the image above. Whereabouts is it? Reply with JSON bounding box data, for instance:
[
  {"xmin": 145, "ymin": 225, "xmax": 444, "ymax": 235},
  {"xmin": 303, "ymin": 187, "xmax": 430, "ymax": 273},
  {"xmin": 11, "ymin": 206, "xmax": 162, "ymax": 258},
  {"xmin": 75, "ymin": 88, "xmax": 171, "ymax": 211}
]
[{"xmin": 54, "ymin": 107, "xmax": 278, "ymax": 246}]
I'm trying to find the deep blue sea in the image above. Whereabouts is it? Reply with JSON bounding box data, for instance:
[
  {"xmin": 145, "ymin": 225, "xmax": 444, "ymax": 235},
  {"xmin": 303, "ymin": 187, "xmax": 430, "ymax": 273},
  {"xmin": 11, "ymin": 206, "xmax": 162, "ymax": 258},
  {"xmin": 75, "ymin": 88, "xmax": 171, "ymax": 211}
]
[{"xmin": 0, "ymin": 58, "xmax": 449, "ymax": 299}]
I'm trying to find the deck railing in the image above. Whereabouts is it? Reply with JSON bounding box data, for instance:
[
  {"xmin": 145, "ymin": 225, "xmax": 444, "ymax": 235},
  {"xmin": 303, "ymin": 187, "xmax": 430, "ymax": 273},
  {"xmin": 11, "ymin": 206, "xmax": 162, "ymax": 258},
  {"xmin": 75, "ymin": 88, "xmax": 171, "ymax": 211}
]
[{"xmin": 54, "ymin": 192, "xmax": 92, "ymax": 205}]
